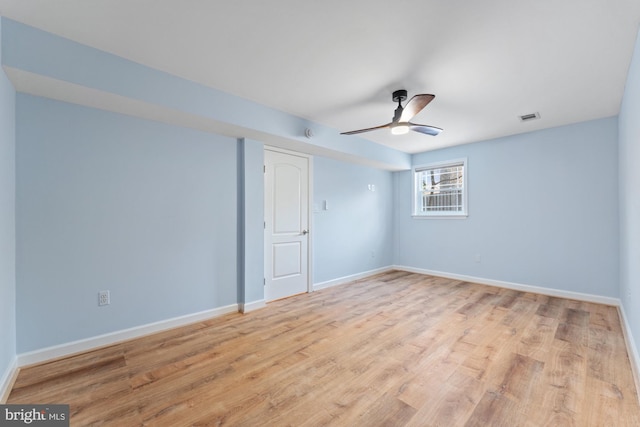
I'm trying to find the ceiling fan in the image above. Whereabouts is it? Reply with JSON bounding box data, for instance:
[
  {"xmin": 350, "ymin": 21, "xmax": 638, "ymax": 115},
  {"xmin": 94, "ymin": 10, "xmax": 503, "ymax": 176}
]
[{"xmin": 341, "ymin": 89, "xmax": 442, "ymax": 137}]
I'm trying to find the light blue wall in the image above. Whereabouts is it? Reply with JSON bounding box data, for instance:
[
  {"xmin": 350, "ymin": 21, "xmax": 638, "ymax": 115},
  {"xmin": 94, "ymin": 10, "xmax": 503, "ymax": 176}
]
[
  {"xmin": 395, "ymin": 117, "xmax": 619, "ymax": 297},
  {"xmin": 16, "ymin": 94, "xmax": 238, "ymax": 352},
  {"xmin": 238, "ymin": 138, "xmax": 265, "ymax": 305},
  {"xmin": 313, "ymin": 157, "xmax": 394, "ymax": 284},
  {"xmin": 0, "ymin": 18, "xmax": 17, "ymax": 384},
  {"xmin": 619, "ymin": 27, "xmax": 640, "ymax": 355}
]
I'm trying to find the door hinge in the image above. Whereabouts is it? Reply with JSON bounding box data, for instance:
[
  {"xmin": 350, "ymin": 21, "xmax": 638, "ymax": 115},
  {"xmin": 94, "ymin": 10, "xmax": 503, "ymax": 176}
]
[
  {"xmin": 263, "ymin": 278, "xmax": 266, "ymax": 286},
  {"xmin": 264, "ymin": 165, "xmax": 266, "ymax": 173}
]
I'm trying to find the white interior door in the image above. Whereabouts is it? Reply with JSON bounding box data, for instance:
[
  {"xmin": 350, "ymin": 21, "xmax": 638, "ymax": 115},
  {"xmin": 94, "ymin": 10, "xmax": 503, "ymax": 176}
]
[{"xmin": 264, "ymin": 149, "xmax": 309, "ymax": 302}]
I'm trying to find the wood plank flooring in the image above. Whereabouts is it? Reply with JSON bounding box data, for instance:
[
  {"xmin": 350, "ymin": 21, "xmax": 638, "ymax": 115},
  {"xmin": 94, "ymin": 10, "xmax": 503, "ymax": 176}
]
[{"xmin": 8, "ymin": 271, "xmax": 640, "ymax": 426}]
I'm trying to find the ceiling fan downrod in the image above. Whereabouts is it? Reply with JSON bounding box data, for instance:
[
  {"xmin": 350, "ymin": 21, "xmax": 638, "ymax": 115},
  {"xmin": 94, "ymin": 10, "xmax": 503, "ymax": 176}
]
[{"xmin": 392, "ymin": 90, "xmax": 407, "ymax": 121}]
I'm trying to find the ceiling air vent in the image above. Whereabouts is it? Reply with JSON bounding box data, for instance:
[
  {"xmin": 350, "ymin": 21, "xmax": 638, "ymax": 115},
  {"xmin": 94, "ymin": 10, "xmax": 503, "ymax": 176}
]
[{"xmin": 519, "ymin": 112, "xmax": 540, "ymax": 122}]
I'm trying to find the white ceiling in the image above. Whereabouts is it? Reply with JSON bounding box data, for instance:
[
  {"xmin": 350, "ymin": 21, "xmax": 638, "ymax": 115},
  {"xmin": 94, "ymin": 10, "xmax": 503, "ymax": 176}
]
[{"xmin": 1, "ymin": 0, "xmax": 639, "ymax": 153}]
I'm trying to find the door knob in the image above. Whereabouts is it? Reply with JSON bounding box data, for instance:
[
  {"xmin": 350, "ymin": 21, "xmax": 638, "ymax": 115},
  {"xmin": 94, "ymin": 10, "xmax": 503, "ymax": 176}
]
[{"xmin": 301, "ymin": 230, "xmax": 309, "ymax": 235}]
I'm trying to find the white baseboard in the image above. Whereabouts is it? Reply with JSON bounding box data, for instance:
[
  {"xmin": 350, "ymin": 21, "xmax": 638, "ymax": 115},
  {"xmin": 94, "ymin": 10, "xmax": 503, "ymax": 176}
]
[
  {"xmin": 393, "ymin": 265, "xmax": 621, "ymax": 306},
  {"xmin": 0, "ymin": 357, "xmax": 18, "ymax": 403},
  {"xmin": 240, "ymin": 299, "xmax": 266, "ymax": 313},
  {"xmin": 313, "ymin": 266, "xmax": 394, "ymax": 291},
  {"xmin": 618, "ymin": 304, "xmax": 640, "ymax": 403},
  {"xmin": 17, "ymin": 304, "xmax": 239, "ymax": 367}
]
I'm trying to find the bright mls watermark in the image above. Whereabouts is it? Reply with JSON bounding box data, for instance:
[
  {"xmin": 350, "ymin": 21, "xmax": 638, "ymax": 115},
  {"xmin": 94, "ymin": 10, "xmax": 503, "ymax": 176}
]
[{"xmin": 0, "ymin": 405, "xmax": 69, "ymax": 426}]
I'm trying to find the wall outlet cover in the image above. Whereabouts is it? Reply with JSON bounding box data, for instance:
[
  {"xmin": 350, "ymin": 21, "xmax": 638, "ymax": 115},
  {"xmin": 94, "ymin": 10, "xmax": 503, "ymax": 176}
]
[{"xmin": 98, "ymin": 290, "xmax": 110, "ymax": 306}]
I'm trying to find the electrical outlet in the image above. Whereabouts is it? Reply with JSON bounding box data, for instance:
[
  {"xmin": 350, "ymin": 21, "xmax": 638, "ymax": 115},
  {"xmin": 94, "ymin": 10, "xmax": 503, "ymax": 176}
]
[{"xmin": 98, "ymin": 290, "xmax": 110, "ymax": 306}]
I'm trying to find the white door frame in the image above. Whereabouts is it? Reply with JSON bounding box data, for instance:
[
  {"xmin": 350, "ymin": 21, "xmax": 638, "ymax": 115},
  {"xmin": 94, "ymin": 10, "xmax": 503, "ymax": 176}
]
[{"xmin": 264, "ymin": 146, "xmax": 313, "ymax": 297}]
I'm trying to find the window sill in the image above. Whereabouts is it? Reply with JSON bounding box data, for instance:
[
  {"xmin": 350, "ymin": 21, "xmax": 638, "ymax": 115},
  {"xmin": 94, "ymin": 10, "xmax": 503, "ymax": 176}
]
[{"xmin": 411, "ymin": 213, "xmax": 468, "ymax": 219}]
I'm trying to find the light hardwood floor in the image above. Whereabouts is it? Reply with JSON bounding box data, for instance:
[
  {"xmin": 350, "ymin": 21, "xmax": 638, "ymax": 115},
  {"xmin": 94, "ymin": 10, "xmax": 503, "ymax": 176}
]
[{"xmin": 8, "ymin": 271, "xmax": 640, "ymax": 426}]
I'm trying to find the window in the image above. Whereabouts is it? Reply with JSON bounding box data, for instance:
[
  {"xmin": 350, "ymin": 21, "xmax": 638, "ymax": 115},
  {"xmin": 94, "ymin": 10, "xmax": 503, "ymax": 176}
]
[{"xmin": 413, "ymin": 159, "xmax": 467, "ymax": 217}]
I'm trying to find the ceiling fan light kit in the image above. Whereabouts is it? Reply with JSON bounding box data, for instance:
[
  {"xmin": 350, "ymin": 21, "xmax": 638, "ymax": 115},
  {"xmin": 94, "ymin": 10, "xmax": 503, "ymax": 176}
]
[
  {"xmin": 391, "ymin": 124, "xmax": 410, "ymax": 135},
  {"xmin": 341, "ymin": 89, "xmax": 442, "ymax": 137}
]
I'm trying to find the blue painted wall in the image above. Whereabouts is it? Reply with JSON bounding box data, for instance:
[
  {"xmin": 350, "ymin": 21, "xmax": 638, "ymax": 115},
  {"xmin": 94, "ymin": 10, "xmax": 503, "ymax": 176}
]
[
  {"xmin": 313, "ymin": 157, "xmax": 394, "ymax": 284},
  {"xmin": 237, "ymin": 138, "xmax": 265, "ymax": 305},
  {"xmin": 0, "ymin": 18, "xmax": 17, "ymax": 385},
  {"xmin": 619, "ymin": 27, "xmax": 640, "ymax": 357},
  {"xmin": 395, "ymin": 117, "xmax": 619, "ymax": 297},
  {"xmin": 15, "ymin": 94, "xmax": 238, "ymax": 352}
]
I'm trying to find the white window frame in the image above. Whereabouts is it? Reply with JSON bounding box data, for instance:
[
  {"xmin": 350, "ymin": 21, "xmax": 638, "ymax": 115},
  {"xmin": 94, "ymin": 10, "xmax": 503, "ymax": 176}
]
[{"xmin": 412, "ymin": 158, "xmax": 468, "ymax": 219}]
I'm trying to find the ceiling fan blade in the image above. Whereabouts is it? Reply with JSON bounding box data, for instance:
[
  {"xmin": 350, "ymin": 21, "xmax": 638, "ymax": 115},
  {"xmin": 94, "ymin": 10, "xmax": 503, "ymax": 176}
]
[
  {"xmin": 409, "ymin": 123, "xmax": 443, "ymax": 136},
  {"xmin": 399, "ymin": 94, "xmax": 435, "ymax": 122},
  {"xmin": 340, "ymin": 123, "xmax": 392, "ymax": 135}
]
